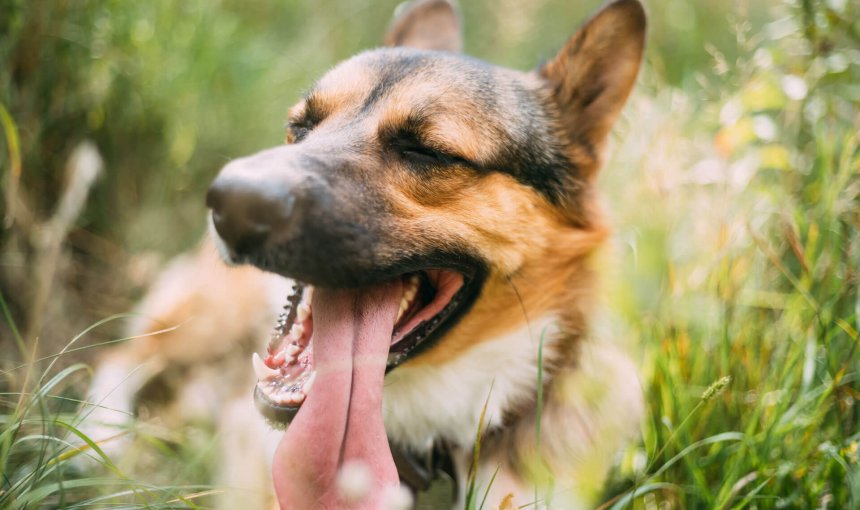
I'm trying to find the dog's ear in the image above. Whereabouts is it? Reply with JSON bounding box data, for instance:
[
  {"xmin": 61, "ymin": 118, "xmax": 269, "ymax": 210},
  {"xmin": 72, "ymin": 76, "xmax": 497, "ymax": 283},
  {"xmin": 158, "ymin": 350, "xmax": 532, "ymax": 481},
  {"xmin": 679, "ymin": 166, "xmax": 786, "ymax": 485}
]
[
  {"xmin": 539, "ymin": 0, "xmax": 645, "ymax": 177},
  {"xmin": 384, "ymin": 0, "xmax": 462, "ymax": 53}
]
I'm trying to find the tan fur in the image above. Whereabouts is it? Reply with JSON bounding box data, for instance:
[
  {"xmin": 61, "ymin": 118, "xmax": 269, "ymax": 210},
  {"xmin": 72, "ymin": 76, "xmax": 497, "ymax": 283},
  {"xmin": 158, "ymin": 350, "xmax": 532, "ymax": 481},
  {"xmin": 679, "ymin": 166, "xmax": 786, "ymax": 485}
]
[
  {"xmin": 379, "ymin": 159, "xmax": 608, "ymax": 365},
  {"xmin": 311, "ymin": 61, "xmax": 379, "ymax": 111},
  {"xmin": 376, "ymin": 88, "xmax": 498, "ymax": 163}
]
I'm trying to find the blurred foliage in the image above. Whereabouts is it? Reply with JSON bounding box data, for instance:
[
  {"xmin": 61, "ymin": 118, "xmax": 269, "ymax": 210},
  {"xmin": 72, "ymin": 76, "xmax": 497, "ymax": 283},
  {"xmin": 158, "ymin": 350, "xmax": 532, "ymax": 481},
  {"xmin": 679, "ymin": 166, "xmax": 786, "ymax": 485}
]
[
  {"xmin": 0, "ymin": 0, "xmax": 859, "ymax": 508},
  {"xmin": 598, "ymin": 0, "xmax": 860, "ymax": 507}
]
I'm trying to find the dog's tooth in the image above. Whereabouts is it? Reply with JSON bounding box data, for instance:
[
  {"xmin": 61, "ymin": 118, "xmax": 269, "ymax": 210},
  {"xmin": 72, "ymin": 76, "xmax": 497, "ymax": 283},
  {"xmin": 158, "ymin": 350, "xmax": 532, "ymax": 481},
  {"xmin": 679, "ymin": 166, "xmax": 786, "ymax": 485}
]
[
  {"xmin": 268, "ymin": 352, "xmax": 285, "ymax": 368},
  {"xmin": 252, "ymin": 353, "xmax": 280, "ymax": 380},
  {"xmin": 263, "ymin": 386, "xmax": 279, "ymax": 401},
  {"xmin": 305, "ymin": 286, "xmax": 314, "ymax": 303},
  {"xmin": 396, "ymin": 298, "xmax": 409, "ymax": 322},
  {"xmin": 290, "ymin": 324, "xmax": 304, "ymax": 340},
  {"xmin": 302, "ymin": 372, "xmax": 317, "ymax": 395},
  {"xmin": 276, "ymin": 391, "xmax": 292, "ymax": 405},
  {"xmin": 271, "ymin": 350, "xmax": 286, "ymax": 366},
  {"xmin": 404, "ymin": 277, "xmax": 419, "ymax": 301},
  {"xmin": 287, "ymin": 343, "xmax": 302, "ymax": 357},
  {"xmin": 285, "ymin": 350, "xmax": 298, "ymax": 364},
  {"xmin": 297, "ymin": 303, "xmax": 311, "ymax": 322}
]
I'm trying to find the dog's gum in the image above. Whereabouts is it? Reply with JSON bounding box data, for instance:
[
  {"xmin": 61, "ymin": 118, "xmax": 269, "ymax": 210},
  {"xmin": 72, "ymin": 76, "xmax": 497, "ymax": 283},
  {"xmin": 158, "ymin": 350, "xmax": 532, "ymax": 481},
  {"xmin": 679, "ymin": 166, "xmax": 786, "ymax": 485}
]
[{"xmin": 269, "ymin": 350, "xmax": 285, "ymax": 367}]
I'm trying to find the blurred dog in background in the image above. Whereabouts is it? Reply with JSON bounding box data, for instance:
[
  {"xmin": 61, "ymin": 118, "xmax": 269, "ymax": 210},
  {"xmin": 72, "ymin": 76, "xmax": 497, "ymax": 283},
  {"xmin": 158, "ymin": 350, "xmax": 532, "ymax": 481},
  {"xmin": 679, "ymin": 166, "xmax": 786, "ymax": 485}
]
[{"xmin": 82, "ymin": 236, "xmax": 285, "ymax": 509}]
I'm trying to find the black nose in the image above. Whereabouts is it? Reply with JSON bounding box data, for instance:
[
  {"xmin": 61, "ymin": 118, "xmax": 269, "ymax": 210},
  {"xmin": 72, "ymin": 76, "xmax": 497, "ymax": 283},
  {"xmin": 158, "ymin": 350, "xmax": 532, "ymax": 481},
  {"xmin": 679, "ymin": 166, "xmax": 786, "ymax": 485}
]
[{"xmin": 206, "ymin": 173, "xmax": 300, "ymax": 257}]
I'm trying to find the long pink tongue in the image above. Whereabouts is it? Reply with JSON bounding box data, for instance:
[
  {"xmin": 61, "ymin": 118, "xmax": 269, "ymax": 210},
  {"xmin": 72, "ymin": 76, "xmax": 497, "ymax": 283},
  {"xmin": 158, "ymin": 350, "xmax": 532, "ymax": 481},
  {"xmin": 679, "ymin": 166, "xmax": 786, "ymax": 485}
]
[{"xmin": 272, "ymin": 281, "xmax": 402, "ymax": 509}]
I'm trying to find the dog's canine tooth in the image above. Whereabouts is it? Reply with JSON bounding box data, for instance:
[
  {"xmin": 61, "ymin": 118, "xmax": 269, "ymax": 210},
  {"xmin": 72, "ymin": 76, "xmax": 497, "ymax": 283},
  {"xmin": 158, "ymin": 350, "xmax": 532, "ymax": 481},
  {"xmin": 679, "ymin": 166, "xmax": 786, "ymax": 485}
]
[
  {"xmin": 252, "ymin": 352, "xmax": 280, "ymax": 380},
  {"xmin": 297, "ymin": 303, "xmax": 311, "ymax": 322},
  {"xmin": 286, "ymin": 343, "xmax": 302, "ymax": 357}
]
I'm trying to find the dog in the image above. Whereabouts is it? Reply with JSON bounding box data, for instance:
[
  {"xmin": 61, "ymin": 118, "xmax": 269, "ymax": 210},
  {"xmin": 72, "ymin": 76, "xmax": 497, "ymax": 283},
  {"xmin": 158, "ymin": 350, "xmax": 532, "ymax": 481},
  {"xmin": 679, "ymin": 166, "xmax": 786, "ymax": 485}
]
[
  {"xmin": 90, "ymin": 0, "xmax": 646, "ymax": 508},
  {"xmin": 206, "ymin": 0, "xmax": 647, "ymax": 507}
]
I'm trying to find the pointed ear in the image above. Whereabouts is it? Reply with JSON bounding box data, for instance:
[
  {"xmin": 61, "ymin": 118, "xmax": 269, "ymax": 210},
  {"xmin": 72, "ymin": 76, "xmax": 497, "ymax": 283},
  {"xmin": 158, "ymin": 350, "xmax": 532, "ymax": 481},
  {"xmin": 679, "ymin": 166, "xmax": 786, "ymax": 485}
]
[
  {"xmin": 539, "ymin": 0, "xmax": 645, "ymax": 176},
  {"xmin": 384, "ymin": 0, "xmax": 462, "ymax": 53}
]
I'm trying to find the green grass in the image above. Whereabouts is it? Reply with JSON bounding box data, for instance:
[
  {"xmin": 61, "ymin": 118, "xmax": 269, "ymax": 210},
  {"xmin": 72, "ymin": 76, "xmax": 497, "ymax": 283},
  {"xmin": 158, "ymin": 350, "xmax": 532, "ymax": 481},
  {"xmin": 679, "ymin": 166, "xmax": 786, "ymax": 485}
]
[
  {"xmin": 595, "ymin": 4, "xmax": 860, "ymax": 505},
  {"xmin": 1, "ymin": 0, "xmax": 859, "ymax": 508},
  {"xmin": 0, "ymin": 304, "xmax": 224, "ymax": 509}
]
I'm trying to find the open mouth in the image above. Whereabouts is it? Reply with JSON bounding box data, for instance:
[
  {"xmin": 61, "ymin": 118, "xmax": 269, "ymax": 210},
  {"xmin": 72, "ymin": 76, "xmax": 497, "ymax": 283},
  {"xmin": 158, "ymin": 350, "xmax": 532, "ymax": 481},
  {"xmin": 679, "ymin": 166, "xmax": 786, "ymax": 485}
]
[{"xmin": 252, "ymin": 268, "xmax": 481, "ymax": 424}]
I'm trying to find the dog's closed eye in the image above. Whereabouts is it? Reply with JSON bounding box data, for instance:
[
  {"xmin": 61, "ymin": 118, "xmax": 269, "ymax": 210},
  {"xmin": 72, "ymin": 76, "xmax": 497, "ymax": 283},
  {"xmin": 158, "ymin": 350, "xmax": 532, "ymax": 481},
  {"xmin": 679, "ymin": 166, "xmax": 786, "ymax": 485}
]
[
  {"xmin": 285, "ymin": 98, "xmax": 327, "ymax": 143},
  {"xmin": 391, "ymin": 134, "xmax": 469, "ymax": 169},
  {"xmin": 285, "ymin": 120, "xmax": 314, "ymax": 143},
  {"xmin": 396, "ymin": 139, "xmax": 446, "ymax": 165}
]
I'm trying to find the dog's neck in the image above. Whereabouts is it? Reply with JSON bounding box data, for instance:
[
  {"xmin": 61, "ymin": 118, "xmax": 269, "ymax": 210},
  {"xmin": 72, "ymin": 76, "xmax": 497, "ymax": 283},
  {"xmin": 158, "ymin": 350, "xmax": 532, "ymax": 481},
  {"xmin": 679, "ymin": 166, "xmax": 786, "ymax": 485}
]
[{"xmin": 381, "ymin": 313, "xmax": 560, "ymax": 452}]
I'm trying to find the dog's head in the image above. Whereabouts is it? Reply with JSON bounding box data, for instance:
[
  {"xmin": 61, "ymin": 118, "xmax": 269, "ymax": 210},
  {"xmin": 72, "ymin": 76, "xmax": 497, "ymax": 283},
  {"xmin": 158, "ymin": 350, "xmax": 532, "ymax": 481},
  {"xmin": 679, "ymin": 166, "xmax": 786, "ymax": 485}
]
[{"xmin": 207, "ymin": 0, "xmax": 644, "ymax": 503}]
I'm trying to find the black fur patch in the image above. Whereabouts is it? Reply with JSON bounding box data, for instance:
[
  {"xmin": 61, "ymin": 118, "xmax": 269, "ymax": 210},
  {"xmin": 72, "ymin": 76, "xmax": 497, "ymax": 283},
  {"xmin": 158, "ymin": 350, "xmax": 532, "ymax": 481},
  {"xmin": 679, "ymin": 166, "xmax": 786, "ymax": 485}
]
[{"xmin": 362, "ymin": 53, "xmax": 430, "ymax": 112}]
